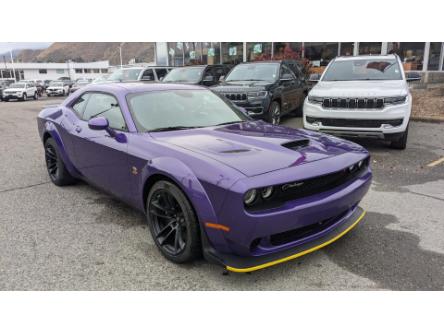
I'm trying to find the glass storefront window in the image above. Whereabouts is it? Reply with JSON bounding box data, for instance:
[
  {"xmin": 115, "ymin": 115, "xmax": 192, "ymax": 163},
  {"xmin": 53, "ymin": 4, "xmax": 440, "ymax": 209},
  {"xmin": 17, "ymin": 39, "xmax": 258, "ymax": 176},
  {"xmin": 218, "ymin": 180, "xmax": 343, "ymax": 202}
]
[
  {"xmin": 273, "ymin": 42, "xmax": 302, "ymax": 60},
  {"xmin": 359, "ymin": 42, "xmax": 382, "ymax": 55},
  {"xmin": 184, "ymin": 42, "xmax": 203, "ymax": 65},
  {"xmin": 304, "ymin": 42, "xmax": 338, "ymax": 66},
  {"xmin": 202, "ymin": 42, "xmax": 220, "ymax": 65},
  {"xmin": 167, "ymin": 42, "xmax": 184, "ymax": 66},
  {"xmin": 428, "ymin": 42, "xmax": 442, "ymax": 71},
  {"xmin": 221, "ymin": 42, "xmax": 243, "ymax": 65},
  {"xmin": 340, "ymin": 42, "xmax": 354, "ymax": 56},
  {"xmin": 246, "ymin": 42, "xmax": 272, "ymax": 61},
  {"xmin": 399, "ymin": 42, "xmax": 425, "ymax": 71}
]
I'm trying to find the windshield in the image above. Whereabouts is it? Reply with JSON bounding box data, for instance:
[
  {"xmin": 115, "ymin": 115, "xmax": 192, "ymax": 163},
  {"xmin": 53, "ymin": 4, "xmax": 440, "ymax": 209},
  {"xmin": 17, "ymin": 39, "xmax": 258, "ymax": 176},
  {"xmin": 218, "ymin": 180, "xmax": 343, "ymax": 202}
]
[
  {"xmin": 10, "ymin": 83, "xmax": 25, "ymax": 88},
  {"xmin": 163, "ymin": 67, "xmax": 204, "ymax": 83},
  {"xmin": 127, "ymin": 90, "xmax": 248, "ymax": 132},
  {"xmin": 322, "ymin": 58, "xmax": 402, "ymax": 81},
  {"xmin": 108, "ymin": 68, "xmax": 143, "ymax": 82},
  {"xmin": 225, "ymin": 63, "xmax": 279, "ymax": 82},
  {"xmin": 50, "ymin": 82, "xmax": 63, "ymax": 87}
]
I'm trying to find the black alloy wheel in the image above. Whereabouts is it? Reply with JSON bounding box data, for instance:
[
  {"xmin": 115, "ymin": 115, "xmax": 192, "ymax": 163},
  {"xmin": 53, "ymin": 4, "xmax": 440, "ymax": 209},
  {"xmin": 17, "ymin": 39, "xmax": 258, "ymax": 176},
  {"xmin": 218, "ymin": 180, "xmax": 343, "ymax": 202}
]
[
  {"xmin": 147, "ymin": 181, "xmax": 201, "ymax": 263},
  {"xmin": 44, "ymin": 137, "xmax": 76, "ymax": 186}
]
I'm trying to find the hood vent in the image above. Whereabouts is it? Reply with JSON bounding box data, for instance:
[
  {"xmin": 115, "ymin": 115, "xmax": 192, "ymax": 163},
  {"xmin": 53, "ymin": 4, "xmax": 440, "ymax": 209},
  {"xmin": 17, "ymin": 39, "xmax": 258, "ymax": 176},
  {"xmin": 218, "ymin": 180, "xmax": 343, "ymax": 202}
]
[
  {"xmin": 220, "ymin": 149, "xmax": 251, "ymax": 154},
  {"xmin": 282, "ymin": 139, "xmax": 310, "ymax": 151}
]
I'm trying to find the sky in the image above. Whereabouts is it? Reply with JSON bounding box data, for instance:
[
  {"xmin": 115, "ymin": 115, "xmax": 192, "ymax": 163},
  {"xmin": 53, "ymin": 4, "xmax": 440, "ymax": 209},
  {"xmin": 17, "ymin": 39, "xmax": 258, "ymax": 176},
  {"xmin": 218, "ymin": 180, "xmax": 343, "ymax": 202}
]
[{"xmin": 0, "ymin": 42, "xmax": 52, "ymax": 54}]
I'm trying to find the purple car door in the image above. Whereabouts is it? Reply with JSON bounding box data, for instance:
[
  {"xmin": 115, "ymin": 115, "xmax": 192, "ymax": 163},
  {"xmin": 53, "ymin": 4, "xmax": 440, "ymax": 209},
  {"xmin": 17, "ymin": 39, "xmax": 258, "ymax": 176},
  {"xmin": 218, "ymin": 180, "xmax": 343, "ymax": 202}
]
[{"xmin": 69, "ymin": 92, "xmax": 132, "ymax": 201}]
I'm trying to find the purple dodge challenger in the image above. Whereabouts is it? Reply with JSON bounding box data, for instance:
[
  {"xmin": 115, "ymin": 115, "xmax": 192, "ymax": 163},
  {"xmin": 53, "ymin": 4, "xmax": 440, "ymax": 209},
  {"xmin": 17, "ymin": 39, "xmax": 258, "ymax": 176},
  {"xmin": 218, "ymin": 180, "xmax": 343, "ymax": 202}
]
[{"xmin": 37, "ymin": 83, "xmax": 371, "ymax": 272}]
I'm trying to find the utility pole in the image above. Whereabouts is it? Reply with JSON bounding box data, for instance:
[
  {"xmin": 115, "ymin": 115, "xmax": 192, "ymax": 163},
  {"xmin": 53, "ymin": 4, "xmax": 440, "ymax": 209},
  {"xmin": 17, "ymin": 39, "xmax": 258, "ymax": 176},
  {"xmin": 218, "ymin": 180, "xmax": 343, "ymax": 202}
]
[
  {"xmin": 119, "ymin": 43, "xmax": 125, "ymax": 68},
  {"xmin": 9, "ymin": 49, "xmax": 16, "ymax": 82}
]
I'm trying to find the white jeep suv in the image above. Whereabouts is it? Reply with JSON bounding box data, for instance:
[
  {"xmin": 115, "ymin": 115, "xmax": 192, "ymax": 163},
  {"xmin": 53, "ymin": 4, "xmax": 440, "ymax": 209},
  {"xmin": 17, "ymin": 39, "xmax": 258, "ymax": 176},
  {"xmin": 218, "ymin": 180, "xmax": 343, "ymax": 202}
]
[
  {"xmin": 2, "ymin": 81, "xmax": 38, "ymax": 101},
  {"xmin": 46, "ymin": 81, "xmax": 69, "ymax": 96},
  {"xmin": 303, "ymin": 54, "xmax": 416, "ymax": 149}
]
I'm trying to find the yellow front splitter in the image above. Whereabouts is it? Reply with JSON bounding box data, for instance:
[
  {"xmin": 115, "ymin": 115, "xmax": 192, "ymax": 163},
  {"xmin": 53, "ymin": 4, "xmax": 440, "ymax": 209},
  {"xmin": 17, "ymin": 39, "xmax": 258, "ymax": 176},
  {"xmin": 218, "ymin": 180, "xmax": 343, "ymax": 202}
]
[{"xmin": 225, "ymin": 209, "xmax": 366, "ymax": 273}]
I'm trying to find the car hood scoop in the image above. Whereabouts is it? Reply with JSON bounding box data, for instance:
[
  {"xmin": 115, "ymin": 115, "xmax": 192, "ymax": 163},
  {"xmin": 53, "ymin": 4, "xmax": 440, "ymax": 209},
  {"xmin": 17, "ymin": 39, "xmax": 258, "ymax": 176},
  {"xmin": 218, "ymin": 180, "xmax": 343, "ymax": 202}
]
[{"xmin": 151, "ymin": 121, "xmax": 366, "ymax": 177}]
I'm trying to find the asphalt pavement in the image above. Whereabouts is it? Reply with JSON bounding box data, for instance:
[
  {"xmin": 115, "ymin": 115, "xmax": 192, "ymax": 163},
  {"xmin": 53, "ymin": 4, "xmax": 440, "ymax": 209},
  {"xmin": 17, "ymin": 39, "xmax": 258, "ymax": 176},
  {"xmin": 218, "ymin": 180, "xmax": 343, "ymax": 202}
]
[{"xmin": 0, "ymin": 98, "xmax": 443, "ymax": 290}]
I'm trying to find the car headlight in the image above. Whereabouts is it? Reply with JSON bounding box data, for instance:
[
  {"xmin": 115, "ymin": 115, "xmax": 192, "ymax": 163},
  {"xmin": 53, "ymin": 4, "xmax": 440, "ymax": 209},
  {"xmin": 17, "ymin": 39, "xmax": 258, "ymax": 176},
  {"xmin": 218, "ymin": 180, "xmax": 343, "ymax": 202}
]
[
  {"xmin": 243, "ymin": 189, "xmax": 258, "ymax": 206},
  {"xmin": 261, "ymin": 186, "xmax": 274, "ymax": 199},
  {"xmin": 308, "ymin": 95, "xmax": 323, "ymax": 104},
  {"xmin": 384, "ymin": 96, "xmax": 407, "ymax": 104},
  {"xmin": 247, "ymin": 91, "xmax": 268, "ymax": 99}
]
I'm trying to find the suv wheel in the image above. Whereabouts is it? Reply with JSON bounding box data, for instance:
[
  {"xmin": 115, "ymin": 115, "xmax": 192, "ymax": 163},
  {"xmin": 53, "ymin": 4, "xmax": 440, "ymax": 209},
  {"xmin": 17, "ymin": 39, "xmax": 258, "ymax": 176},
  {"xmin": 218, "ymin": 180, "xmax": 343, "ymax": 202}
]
[
  {"xmin": 268, "ymin": 101, "xmax": 281, "ymax": 125},
  {"xmin": 390, "ymin": 125, "xmax": 408, "ymax": 150},
  {"xmin": 33, "ymin": 91, "xmax": 38, "ymax": 100},
  {"xmin": 21, "ymin": 93, "xmax": 27, "ymax": 101}
]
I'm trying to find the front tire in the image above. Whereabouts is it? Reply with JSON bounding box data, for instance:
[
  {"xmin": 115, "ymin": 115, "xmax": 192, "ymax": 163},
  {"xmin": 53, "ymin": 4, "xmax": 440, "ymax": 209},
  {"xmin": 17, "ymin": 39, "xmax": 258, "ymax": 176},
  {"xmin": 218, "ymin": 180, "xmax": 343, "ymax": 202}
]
[
  {"xmin": 390, "ymin": 125, "xmax": 409, "ymax": 150},
  {"xmin": 146, "ymin": 180, "xmax": 201, "ymax": 264},
  {"xmin": 21, "ymin": 93, "xmax": 27, "ymax": 101},
  {"xmin": 44, "ymin": 137, "xmax": 76, "ymax": 186},
  {"xmin": 267, "ymin": 100, "xmax": 281, "ymax": 125}
]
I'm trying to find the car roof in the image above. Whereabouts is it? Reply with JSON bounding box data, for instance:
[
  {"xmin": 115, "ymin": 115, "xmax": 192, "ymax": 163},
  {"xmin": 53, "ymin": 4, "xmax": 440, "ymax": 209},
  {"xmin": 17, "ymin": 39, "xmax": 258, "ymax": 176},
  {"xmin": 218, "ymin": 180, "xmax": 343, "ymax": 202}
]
[
  {"xmin": 84, "ymin": 82, "xmax": 207, "ymax": 94},
  {"xmin": 334, "ymin": 54, "xmax": 397, "ymax": 61}
]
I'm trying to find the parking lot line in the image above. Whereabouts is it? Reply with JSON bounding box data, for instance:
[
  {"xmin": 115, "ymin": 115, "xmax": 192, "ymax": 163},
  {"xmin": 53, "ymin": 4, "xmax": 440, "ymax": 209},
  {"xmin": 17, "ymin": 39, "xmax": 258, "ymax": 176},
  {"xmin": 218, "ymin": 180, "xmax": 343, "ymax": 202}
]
[{"xmin": 427, "ymin": 157, "xmax": 444, "ymax": 167}]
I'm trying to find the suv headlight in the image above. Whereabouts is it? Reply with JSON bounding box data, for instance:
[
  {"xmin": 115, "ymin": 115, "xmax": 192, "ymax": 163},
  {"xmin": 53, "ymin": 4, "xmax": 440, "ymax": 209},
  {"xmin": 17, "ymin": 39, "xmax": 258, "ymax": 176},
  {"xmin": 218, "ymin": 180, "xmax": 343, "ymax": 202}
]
[
  {"xmin": 247, "ymin": 91, "xmax": 268, "ymax": 99},
  {"xmin": 308, "ymin": 95, "xmax": 323, "ymax": 104},
  {"xmin": 384, "ymin": 96, "xmax": 407, "ymax": 105}
]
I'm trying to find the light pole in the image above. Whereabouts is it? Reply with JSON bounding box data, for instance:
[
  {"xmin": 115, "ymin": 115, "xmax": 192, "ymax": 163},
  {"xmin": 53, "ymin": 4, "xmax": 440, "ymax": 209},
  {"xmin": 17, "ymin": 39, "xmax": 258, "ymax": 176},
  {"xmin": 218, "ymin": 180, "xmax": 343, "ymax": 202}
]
[
  {"xmin": 9, "ymin": 49, "xmax": 16, "ymax": 82},
  {"xmin": 119, "ymin": 42, "xmax": 125, "ymax": 68}
]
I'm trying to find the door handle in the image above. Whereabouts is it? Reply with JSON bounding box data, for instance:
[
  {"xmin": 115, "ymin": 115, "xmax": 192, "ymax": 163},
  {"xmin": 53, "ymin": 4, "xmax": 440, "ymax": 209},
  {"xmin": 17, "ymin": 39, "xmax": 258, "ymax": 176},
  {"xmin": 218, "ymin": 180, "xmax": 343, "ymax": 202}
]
[{"xmin": 75, "ymin": 126, "xmax": 82, "ymax": 133}]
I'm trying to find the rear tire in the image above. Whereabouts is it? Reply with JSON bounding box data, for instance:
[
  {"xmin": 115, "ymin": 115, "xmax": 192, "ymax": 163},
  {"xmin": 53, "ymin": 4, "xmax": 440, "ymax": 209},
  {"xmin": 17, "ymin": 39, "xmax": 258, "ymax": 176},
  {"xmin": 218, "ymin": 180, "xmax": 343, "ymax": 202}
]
[
  {"xmin": 33, "ymin": 92, "xmax": 38, "ymax": 100},
  {"xmin": 146, "ymin": 180, "xmax": 201, "ymax": 264},
  {"xmin": 44, "ymin": 137, "xmax": 76, "ymax": 186},
  {"xmin": 390, "ymin": 126, "xmax": 408, "ymax": 150}
]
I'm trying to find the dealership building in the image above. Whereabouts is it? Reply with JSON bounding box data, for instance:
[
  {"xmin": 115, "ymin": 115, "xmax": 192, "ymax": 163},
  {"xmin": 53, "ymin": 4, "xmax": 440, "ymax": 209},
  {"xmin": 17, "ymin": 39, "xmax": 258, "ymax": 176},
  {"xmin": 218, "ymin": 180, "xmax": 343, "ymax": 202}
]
[
  {"xmin": 155, "ymin": 42, "xmax": 444, "ymax": 81},
  {"xmin": 0, "ymin": 60, "xmax": 109, "ymax": 81}
]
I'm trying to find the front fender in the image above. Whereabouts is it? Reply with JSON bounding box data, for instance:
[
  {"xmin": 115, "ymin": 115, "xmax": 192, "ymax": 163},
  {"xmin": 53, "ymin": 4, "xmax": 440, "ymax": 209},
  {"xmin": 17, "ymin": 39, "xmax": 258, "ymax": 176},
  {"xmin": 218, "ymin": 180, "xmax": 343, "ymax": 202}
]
[{"xmin": 140, "ymin": 156, "xmax": 231, "ymax": 253}]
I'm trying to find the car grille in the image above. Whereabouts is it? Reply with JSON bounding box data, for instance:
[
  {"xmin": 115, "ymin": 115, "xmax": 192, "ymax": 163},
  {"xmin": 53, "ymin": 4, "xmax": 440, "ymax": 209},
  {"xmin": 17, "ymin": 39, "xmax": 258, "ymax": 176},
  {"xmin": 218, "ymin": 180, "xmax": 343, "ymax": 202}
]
[
  {"xmin": 306, "ymin": 117, "xmax": 403, "ymax": 128},
  {"xmin": 322, "ymin": 98, "xmax": 384, "ymax": 109},
  {"xmin": 246, "ymin": 157, "xmax": 369, "ymax": 212},
  {"xmin": 224, "ymin": 93, "xmax": 247, "ymax": 101},
  {"xmin": 269, "ymin": 209, "xmax": 349, "ymax": 246}
]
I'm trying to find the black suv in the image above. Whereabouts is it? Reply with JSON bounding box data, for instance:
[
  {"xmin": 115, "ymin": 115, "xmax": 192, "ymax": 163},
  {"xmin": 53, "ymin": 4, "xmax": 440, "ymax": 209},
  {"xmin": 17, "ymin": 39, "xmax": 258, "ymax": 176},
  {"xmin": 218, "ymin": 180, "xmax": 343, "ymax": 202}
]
[
  {"xmin": 211, "ymin": 60, "xmax": 308, "ymax": 124},
  {"xmin": 163, "ymin": 65, "xmax": 231, "ymax": 86}
]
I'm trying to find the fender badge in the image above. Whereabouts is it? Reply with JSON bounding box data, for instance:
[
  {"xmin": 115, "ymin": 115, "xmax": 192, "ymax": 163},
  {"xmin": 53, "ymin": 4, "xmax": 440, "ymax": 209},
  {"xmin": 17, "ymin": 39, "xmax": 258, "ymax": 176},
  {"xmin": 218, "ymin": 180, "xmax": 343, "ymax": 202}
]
[{"xmin": 131, "ymin": 166, "xmax": 138, "ymax": 175}]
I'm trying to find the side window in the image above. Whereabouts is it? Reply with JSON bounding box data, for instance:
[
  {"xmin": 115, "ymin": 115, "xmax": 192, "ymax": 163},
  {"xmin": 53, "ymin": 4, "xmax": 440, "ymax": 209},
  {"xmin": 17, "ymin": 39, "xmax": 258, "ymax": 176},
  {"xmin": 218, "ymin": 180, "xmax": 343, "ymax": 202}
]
[
  {"xmin": 141, "ymin": 69, "xmax": 155, "ymax": 81},
  {"xmin": 211, "ymin": 67, "xmax": 225, "ymax": 81},
  {"xmin": 82, "ymin": 93, "xmax": 127, "ymax": 131},
  {"xmin": 71, "ymin": 93, "xmax": 90, "ymax": 118},
  {"xmin": 280, "ymin": 65, "xmax": 294, "ymax": 78},
  {"xmin": 155, "ymin": 68, "xmax": 168, "ymax": 81}
]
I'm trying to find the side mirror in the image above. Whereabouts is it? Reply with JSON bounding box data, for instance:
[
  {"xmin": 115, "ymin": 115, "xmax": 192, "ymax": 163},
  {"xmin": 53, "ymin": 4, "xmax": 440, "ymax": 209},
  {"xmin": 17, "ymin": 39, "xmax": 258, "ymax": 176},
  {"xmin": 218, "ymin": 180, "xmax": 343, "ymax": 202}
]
[
  {"xmin": 203, "ymin": 75, "xmax": 214, "ymax": 82},
  {"xmin": 406, "ymin": 72, "xmax": 421, "ymax": 82},
  {"xmin": 308, "ymin": 73, "xmax": 321, "ymax": 82},
  {"xmin": 280, "ymin": 73, "xmax": 293, "ymax": 81},
  {"xmin": 219, "ymin": 75, "xmax": 225, "ymax": 82},
  {"xmin": 88, "ymin": 117, "xmax": 109, "ymax": 131}
]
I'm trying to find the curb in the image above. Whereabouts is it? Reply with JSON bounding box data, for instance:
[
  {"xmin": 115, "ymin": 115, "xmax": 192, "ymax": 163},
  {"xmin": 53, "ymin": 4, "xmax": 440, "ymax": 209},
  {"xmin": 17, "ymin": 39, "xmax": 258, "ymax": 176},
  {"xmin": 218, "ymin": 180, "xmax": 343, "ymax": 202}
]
[{"xmin": 411, "ymin": 116, "xmax": 444, "ymax": 124}]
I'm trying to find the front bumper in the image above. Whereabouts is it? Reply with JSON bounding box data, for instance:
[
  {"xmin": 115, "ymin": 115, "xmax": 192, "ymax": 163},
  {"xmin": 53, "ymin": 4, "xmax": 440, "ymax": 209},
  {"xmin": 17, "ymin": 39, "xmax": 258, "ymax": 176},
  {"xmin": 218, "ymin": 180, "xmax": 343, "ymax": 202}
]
[
  {"xmin": 222, "ymin": 206, "xmax": 366, "ymax": 272},
  {"xmin": 303, "ymin": 98, "xmax": 411, "ymax": 138},
  {"xmin": 227, "ymin": 96, "xmax": 271, "ymax": 119}
]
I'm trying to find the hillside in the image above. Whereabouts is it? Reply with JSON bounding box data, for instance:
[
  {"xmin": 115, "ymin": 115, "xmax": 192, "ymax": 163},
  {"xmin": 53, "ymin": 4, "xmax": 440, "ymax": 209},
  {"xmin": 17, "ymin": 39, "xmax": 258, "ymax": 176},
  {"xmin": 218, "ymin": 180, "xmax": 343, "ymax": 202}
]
[{"xmin": 14, "ymin": 42, "xmax": 155, "ymax": 65}]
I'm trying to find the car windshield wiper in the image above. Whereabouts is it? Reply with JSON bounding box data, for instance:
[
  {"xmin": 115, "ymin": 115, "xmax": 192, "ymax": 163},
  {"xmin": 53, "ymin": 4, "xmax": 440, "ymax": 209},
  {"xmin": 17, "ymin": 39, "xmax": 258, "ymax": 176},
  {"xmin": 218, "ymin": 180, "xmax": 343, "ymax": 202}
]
[
  {"xmin": 148, "ymin": 126, "xmax": 202, "ymax": 132},
  {"xmin": 215, "ymin": 120, "xmax": 245, "ymax": 126}
]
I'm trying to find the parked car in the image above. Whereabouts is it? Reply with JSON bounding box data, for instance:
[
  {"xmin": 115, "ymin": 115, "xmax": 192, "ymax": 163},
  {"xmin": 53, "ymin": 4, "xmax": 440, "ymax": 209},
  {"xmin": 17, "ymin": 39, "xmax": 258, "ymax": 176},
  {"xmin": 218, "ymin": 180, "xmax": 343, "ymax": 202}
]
[
  {"xmin": 211, "ymin": 60, "xmax": 308, "ymax": 125},
  {"xmin": 37, "ymin": 83, "xmax": 371, "ymax": 272},
  {"xmin": 69, "ymin": 78, "xmax": 92, "ymax": 94},
  {"xmin": 91, "ymin": 75, "xmax": 110, "ymax": 84},
  {"xmin": 2, "ymin": 81, "xmax": 38, "ymax": 101},
  {"xmin": 0, "ymin": 79, "xmax": 14, "ymax": 101},
  {"xmin": 57, "ymin": 77, "xmax": 74, "ymax": 88},
  {"xmin": 20, "ymin": 80, "xmax": 45, "ymax": 97},
  {"xmin": 162, "ymin": 65, "xmax": 231, "ymax": 86},
  {"xmin": 46, "ymin": 81, "xmax": 70, "ymax": 96},
  {"xmin": 106, "ymin": 66, "xmax": 173, "ymax": 83},
  {"xmin": 303, "ymin": 54, "xmax": 417, "ymax": 149}
]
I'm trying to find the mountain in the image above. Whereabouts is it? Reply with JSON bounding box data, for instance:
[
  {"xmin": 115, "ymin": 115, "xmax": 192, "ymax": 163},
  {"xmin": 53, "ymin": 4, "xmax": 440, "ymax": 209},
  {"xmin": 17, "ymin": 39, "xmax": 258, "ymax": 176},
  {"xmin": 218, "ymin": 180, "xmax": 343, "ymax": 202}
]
[{"xmin": 12, "ymin": 42, "xmax": 155, "ymax": 65}]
